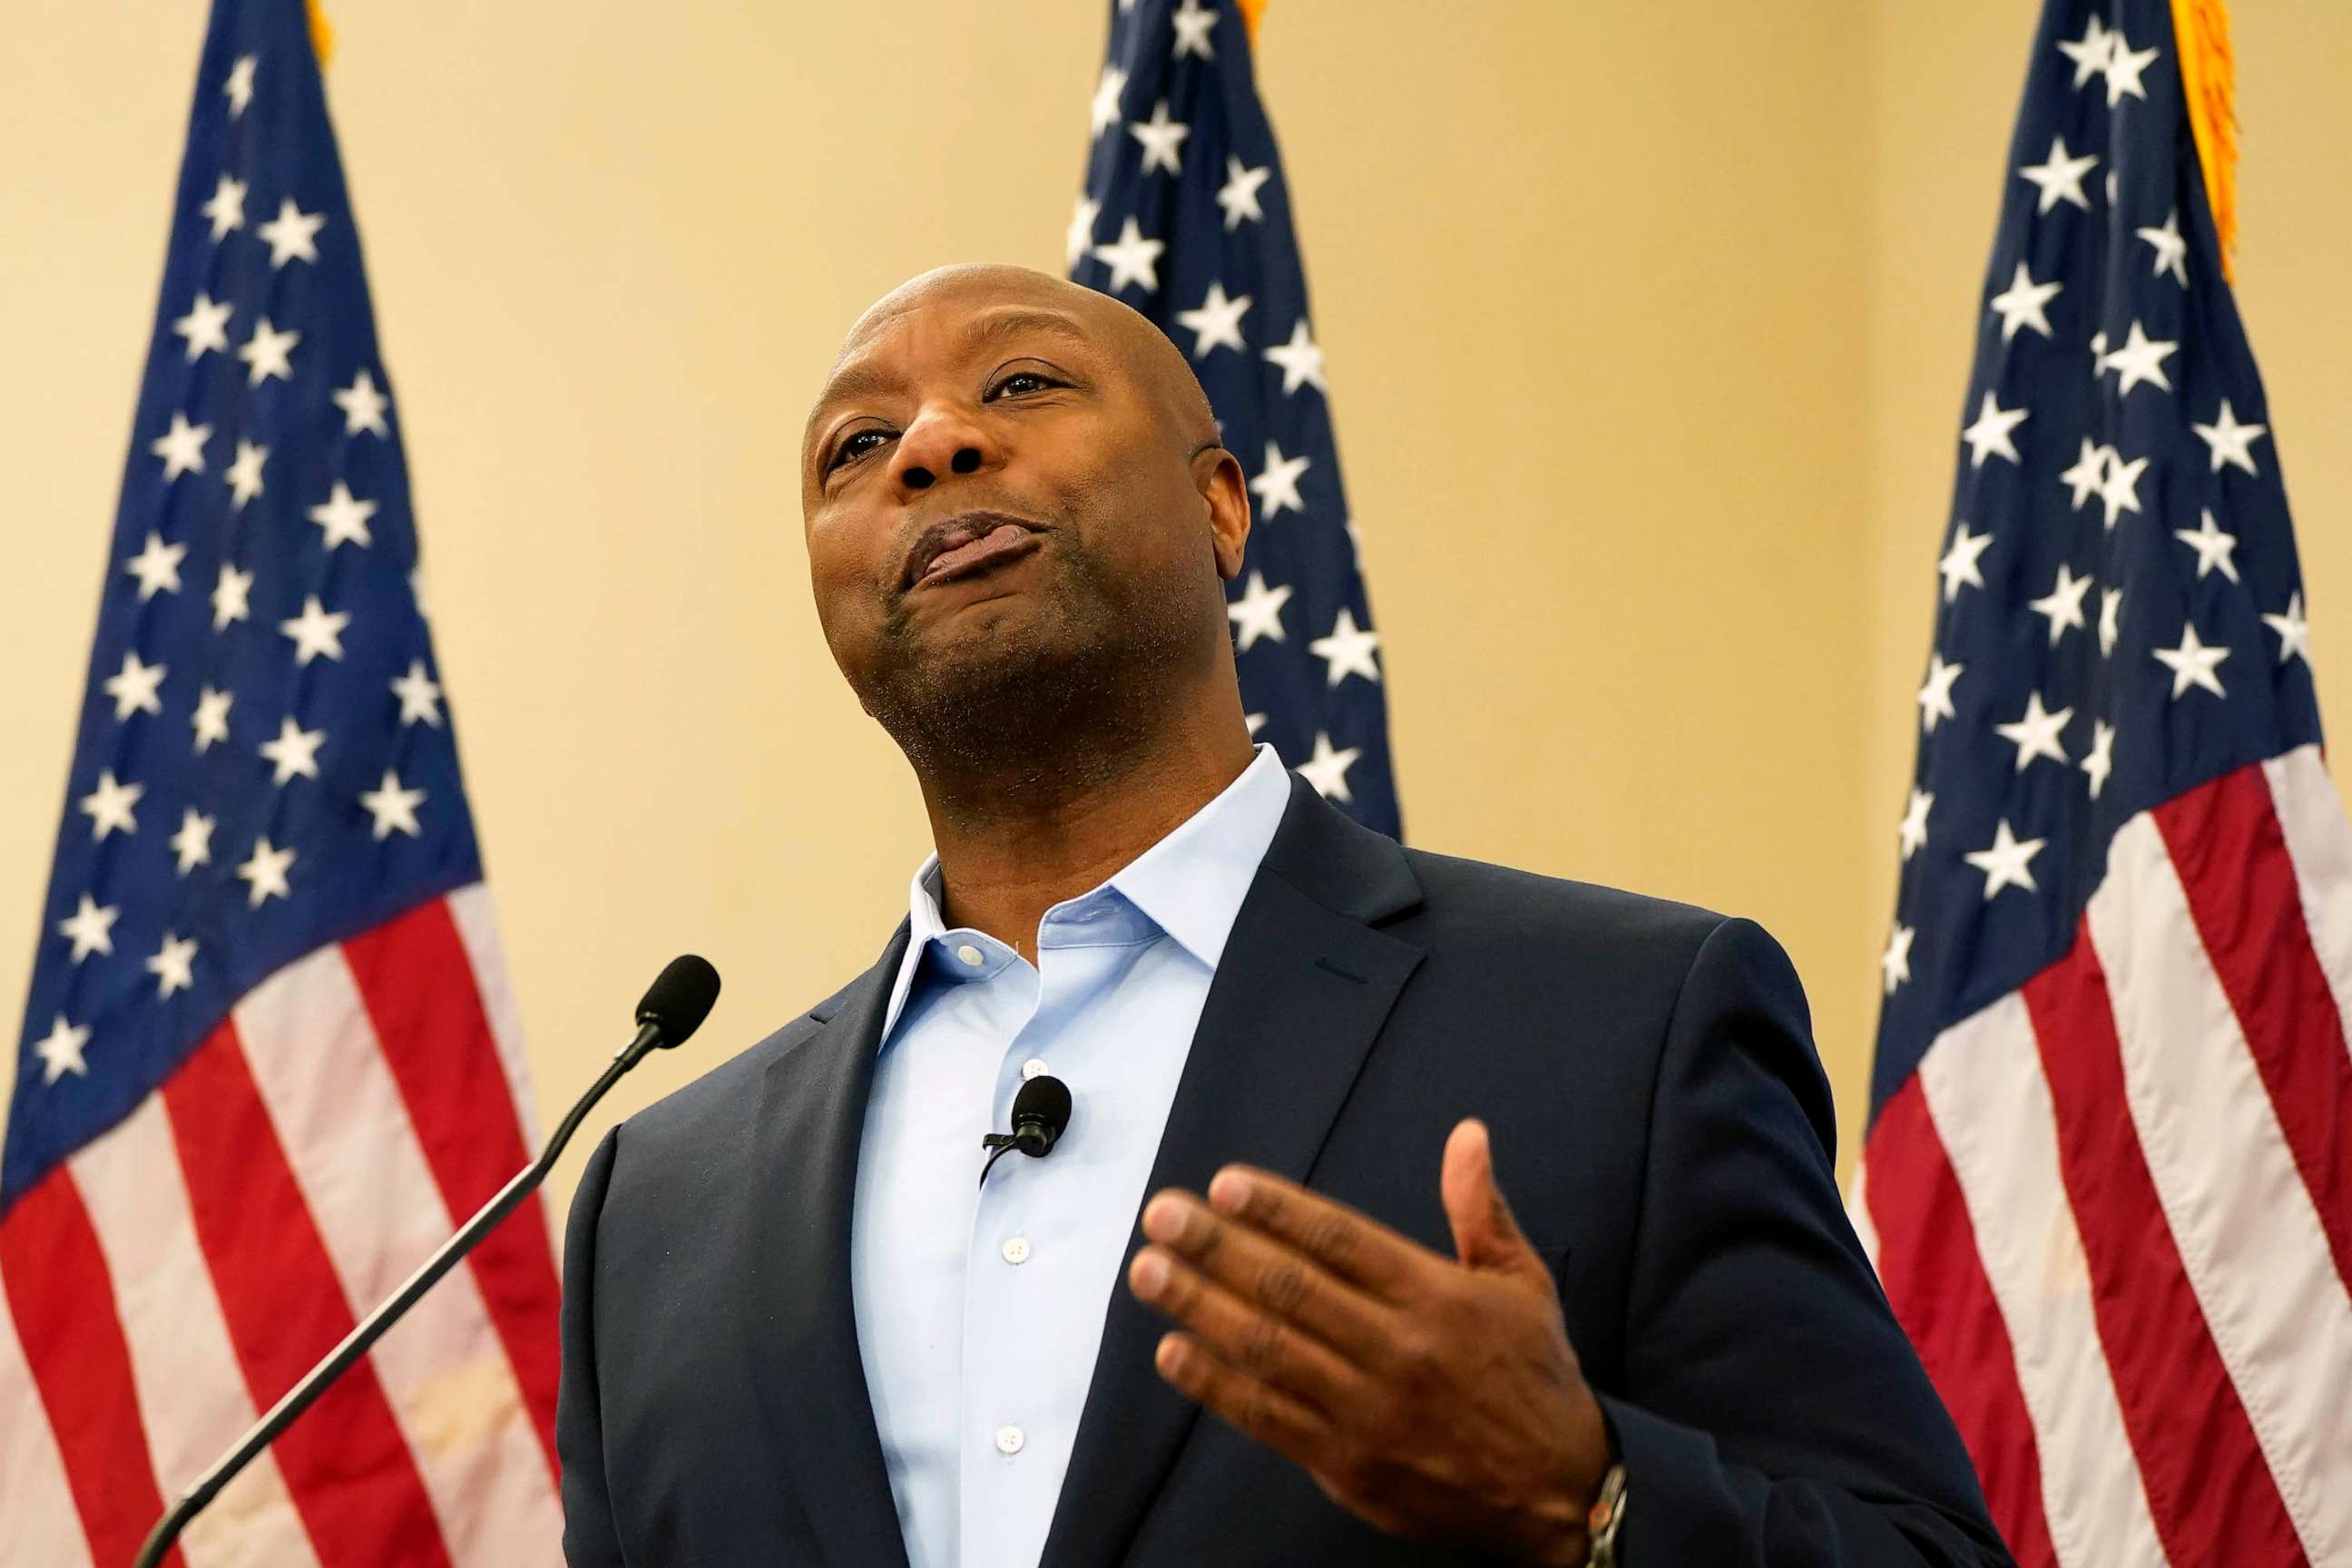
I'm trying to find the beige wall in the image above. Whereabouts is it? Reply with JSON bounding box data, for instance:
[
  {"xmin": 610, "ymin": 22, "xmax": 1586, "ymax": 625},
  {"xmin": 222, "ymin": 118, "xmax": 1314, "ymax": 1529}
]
[{"xmin": 4, "ymin": 2, "xmax": 2347, "ymax": 1220}]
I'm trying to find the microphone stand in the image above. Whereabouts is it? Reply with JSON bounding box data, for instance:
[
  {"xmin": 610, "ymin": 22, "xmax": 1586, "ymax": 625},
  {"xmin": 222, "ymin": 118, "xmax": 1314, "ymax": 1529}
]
[{"xmin": 132, "ymin": 1019, "xmax": 672, "ymax": 1568}]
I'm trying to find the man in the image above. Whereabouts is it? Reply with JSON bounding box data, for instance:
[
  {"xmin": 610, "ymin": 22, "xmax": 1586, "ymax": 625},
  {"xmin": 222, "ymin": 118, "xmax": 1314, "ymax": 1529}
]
[{"xmin": 555, "ymin": 263, "xmax": 2013, "ymax": 1567}]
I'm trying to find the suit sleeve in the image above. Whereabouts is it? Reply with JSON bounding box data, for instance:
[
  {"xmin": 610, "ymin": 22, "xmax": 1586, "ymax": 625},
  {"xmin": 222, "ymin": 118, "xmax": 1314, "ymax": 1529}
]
[
  {"xmin": 557, "ymin": 1126, "xmax": 625, "ymax": 1568},
  {"xmin": 1592, "ymin": 917, "xmax": 2015, "ymax": 1567}
]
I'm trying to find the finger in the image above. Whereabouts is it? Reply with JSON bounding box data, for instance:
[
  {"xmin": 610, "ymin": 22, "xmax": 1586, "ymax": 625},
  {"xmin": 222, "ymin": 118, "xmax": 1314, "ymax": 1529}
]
[
  {"xmin": 1141, "ymin": 1191, "xmax": 1406, "ymax": 1363},
  {"xmin": 1152, "ymin": 1328, "xmax": 1338, "ymax": 1473},
  {"xmin": 1197, "ymin": 1167, "xmax": 1435, "ymax": 1302},
  {"xmin": 1128, "ymin": 1244, "xmax": 1376, "ymax": 1417},
  {"xmin": 1439, "ymin": 1119, "xmax": 1542, "ymax": 1277}
]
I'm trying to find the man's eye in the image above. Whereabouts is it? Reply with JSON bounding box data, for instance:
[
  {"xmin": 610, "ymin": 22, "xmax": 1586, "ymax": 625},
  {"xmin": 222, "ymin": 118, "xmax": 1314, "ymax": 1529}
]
[
  {"xmin": 830, "ymin": 429, "xmax": 889, "ymax": 471},
  {"xmin": 990, "ymin": 371, "xmax": 1056, "ymax": 398}
]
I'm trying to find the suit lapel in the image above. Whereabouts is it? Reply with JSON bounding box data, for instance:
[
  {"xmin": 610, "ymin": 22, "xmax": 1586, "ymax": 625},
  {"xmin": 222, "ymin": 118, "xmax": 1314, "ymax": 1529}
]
[
  {"xmin": 743, "ymin": 925, "xmax": 913, "ymax": 1568},
  {"xmin": 1040, "ymin": 781, "xmax": 1426, "ymax": 1568}
]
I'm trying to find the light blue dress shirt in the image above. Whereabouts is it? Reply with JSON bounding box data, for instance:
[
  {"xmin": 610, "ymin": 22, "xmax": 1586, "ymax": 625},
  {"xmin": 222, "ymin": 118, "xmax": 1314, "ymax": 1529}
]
[{"xmin": 848, "ymin": 744, "xmax": 1292, "ymax": 1568}]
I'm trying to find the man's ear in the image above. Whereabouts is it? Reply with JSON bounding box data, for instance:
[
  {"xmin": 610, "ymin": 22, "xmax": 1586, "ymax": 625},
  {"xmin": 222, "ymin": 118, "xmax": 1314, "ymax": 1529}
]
[{"xmin": 1195, "ymin": 446, "xmax": 1252, "ymax": 581}]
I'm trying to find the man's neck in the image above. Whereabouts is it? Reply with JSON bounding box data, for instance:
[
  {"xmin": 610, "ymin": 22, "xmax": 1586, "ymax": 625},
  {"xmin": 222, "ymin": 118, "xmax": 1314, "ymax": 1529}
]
[{"xmin": 915, "ymin": 714, "xmax": 1257, "ymax": 963}]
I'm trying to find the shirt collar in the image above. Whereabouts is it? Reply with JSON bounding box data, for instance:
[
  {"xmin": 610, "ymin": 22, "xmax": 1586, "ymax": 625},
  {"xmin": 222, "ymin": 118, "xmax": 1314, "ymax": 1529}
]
[
  {"xmin": 880, "ymin": 744, "xmax": 1291, "ymax": 1036},
  {"xmin": 1097, "ymin": 742, "xmax": 1289, "ymax": 968}
]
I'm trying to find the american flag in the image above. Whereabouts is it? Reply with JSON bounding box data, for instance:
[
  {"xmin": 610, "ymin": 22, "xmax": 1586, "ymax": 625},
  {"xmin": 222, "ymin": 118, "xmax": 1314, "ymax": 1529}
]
[
  {"xmin": 1853, "ymin": 4, "xmax": 2352, "ymax": 1564},
  {"xmin": 0, "ymin": 4, "xmax": 563, "ymax": 1563},
  {"xmin": 1067, "ymin": 0, "xmax": 1400, "ymax": 837}
]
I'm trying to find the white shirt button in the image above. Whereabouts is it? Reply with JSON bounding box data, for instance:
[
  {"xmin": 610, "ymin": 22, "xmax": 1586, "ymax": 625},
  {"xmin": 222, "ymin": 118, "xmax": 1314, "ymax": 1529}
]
[
  {"xmin": 995, "ymin": 1424, "xmax": 1025, "ymax": 1455},
  {"xmin": 1001, "ymin": 1235, "xmax": 1031, "ymax": 1265},
  {"xmin": 956, "ymin": 943, "xmax": 984, "ymax": 967},
  {"xmin": 1020, "ymin": 1057, "xmax": 1050, "ymax": 1081}
]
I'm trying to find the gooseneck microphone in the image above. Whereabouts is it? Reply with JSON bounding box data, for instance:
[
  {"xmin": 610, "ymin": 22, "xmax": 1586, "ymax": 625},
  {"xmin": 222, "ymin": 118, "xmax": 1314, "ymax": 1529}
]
[
  {"xmin": 979, "ymin": 1073, "xmax": 1073, "ymax": 1189},
  {"xmin": 132, "ymin": 955, "xmax": 723, "ymax": 1568}
]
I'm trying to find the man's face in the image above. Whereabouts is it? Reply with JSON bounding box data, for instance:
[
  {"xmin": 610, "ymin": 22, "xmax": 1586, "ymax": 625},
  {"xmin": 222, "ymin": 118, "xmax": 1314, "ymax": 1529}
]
[{"xmin": 800, "ymin": 272, "xmax": 1235, "ymax": 749}]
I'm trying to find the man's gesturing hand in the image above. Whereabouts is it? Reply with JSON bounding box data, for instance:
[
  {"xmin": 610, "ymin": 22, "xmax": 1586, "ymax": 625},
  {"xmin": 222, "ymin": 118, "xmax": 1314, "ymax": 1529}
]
[{"xmin": 1125, "ymin": 1118, "xmax": 1615, "ymax": 1565}]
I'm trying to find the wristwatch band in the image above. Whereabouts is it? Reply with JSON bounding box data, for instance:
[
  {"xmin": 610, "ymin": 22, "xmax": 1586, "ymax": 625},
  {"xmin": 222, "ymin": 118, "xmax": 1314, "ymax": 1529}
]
[{"xmin": 1583, "ymin": 1461, "xmax": 1628, "ymax": 1568}]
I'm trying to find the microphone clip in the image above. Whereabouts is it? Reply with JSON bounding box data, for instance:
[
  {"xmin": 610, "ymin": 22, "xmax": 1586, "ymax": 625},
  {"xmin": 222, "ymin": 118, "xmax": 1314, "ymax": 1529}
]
[{"xmin": 981, "ymin": 1121, "xmax": 1056, "ymax": 1160}]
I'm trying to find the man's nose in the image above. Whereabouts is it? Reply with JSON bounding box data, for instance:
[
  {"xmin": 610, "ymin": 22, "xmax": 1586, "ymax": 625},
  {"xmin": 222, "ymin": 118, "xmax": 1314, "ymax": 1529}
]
[{"xmin": 891, "ymin": 402, "xmax": 1000, "ymax": 495}]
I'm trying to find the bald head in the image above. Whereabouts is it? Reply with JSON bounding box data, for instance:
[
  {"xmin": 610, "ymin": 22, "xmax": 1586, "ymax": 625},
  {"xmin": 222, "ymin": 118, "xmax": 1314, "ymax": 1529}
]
[{"xmin": 806, "ymin": 263, "xmax": 1218, "ymax": 468}]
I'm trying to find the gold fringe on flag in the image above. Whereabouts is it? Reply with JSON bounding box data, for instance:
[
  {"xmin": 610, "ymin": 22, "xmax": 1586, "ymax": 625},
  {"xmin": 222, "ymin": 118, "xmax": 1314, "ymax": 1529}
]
[
  {"xmin": 307, "ymin": 0, "xmax": 336, "ymax": 66},
  {"xmin": 2168, "ymin": 0, "xmax": 2237, "ymax": 279},
  {"xmin": 1238, "ymin": 0, "xmax": 1265, "ymax": 45}
]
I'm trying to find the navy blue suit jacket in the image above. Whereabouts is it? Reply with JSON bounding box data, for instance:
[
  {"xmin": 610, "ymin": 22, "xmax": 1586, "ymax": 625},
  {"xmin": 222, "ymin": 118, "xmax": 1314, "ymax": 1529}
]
[{"xmin": 557, "ymin": 779, "xmax": 2014, "ymax": 1566}]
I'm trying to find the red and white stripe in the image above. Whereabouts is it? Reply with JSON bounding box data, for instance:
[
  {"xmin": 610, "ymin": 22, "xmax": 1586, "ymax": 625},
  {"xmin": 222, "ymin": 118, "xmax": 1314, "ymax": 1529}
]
[
  {"xmin": 1858, "ymin": 746, "xmax": 2352, "ymax": 1566},
  {"xmin": 0, "ymin": 886, "xmax": 562, "ymax": 1566}
]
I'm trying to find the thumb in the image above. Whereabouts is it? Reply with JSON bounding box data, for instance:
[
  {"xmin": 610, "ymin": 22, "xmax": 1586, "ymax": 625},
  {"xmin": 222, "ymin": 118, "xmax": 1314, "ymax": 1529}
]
[{"xmin": 1441, "ymin": 1118, "xmax": 1543, "ymax": 1278}]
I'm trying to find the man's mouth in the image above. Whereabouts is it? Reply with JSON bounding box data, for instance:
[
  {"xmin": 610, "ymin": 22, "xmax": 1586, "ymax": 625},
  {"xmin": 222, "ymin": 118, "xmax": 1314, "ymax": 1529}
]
[{"xmin": 904, "ymin": 513, "xmax": 1044, "ymax": 589}]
